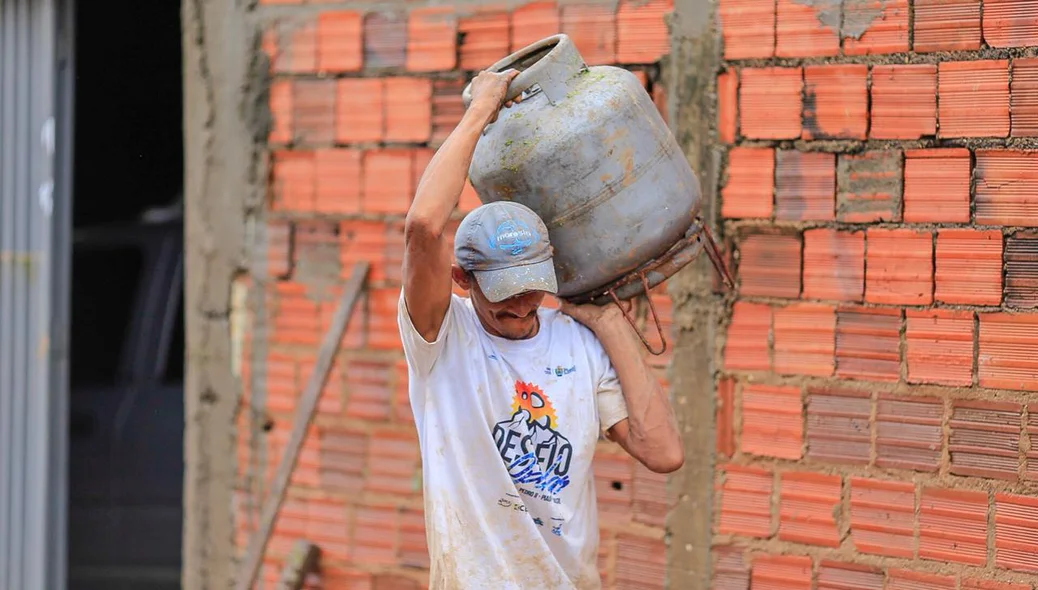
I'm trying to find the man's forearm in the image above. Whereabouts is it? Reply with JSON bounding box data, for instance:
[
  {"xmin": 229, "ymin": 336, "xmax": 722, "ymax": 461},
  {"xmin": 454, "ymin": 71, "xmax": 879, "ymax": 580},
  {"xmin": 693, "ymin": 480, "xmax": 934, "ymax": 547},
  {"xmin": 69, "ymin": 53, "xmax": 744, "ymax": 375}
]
[
  {"xmin": 407, "ymin": 105, "xmax": 495, "ymax": 235},
  {"xmin": 593, "ymin": 315, "xmax": 681, "ymax": 454}
]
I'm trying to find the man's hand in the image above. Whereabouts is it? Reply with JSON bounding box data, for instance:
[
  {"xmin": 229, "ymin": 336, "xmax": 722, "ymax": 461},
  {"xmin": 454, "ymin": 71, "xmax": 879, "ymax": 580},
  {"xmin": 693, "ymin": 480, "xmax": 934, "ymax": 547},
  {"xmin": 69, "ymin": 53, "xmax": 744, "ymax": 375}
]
[
  {"xmin": 468, "ymin": 69, "xmax": 521, "ymax": 124},
  {"xmin": 557, "ymin": 298, "xmax": 631, "ymax": 330}
]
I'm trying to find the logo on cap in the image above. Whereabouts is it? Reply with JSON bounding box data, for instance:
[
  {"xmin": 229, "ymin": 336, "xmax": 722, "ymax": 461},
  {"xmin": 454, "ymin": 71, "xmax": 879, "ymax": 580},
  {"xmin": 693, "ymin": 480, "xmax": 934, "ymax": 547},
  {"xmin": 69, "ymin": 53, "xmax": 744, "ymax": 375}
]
[{"xmin": 489, "ymin": 219, "xmax": 538, "ymax": 256}]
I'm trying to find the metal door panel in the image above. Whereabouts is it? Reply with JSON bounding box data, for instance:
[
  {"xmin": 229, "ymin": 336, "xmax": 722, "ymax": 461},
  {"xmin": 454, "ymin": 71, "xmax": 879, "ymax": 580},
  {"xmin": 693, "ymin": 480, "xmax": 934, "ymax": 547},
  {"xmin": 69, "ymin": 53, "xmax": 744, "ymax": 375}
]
[{"xmin": 0, "ymin": 0, "xmax": 67, "ymax": 588}]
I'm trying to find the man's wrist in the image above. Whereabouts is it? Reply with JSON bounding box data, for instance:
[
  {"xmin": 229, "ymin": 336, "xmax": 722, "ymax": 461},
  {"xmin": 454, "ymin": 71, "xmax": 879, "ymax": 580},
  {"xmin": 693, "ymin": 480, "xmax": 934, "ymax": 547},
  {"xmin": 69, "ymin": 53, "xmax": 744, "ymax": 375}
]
[
  {"xmin": 464, "ymin": 101, "xmax": 500, "ymax": 126},
  {"xmin": 584, "ymin": 307, "xmax": 629, "ymax": 337}
]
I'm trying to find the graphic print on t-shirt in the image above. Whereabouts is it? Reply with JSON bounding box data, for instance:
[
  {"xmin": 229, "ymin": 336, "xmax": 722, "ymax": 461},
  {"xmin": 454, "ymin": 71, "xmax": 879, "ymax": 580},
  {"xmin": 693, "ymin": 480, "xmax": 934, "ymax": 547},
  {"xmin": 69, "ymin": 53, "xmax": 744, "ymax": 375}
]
[{"xmin": 492, "ymin": 380, "xmax": 574, "ymax": 502}]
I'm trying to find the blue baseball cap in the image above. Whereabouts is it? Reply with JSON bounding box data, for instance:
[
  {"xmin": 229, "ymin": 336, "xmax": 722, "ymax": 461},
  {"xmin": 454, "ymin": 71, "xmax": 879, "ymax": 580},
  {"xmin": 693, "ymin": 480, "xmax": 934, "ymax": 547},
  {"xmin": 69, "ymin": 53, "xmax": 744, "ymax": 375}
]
[{"xmin": 454, "ymin": 201, "xmax": 559, "ymax": 303}]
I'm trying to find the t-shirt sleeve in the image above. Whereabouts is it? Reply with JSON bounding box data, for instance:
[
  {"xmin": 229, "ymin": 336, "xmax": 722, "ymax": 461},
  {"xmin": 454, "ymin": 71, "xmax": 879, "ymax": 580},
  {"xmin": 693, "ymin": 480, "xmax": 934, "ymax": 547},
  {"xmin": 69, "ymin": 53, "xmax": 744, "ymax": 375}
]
[
  {"xmin": 595, "ymin": 348, "xmax": 629, "ymax": 434},
  {"xmin": 397, "ymin": 291, "xmax": 455, "ymax": 375}
]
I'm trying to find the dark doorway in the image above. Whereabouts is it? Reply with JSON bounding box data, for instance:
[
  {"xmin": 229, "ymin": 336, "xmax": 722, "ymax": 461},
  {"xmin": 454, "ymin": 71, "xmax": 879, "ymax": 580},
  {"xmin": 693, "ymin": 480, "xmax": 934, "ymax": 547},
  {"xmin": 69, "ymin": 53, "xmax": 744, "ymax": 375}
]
[{"xmin": 67, "ymin": 1, "xmax": 184, "ymax": 588}]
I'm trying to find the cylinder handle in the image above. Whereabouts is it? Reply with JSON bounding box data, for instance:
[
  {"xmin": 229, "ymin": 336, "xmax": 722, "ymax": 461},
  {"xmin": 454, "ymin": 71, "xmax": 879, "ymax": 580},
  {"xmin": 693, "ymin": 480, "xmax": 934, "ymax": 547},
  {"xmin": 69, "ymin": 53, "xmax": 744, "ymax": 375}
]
[{"xmin": 461, "ymin": 33, "xmax": 587, "ymax": 107}]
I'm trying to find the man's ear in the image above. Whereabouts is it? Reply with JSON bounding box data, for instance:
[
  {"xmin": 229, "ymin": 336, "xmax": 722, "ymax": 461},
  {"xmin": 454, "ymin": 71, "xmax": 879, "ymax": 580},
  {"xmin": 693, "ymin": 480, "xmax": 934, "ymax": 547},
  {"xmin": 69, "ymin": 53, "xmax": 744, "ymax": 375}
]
[{"xmin": 451, "ymin": 265, "xmax": 472, "ymax": 291}]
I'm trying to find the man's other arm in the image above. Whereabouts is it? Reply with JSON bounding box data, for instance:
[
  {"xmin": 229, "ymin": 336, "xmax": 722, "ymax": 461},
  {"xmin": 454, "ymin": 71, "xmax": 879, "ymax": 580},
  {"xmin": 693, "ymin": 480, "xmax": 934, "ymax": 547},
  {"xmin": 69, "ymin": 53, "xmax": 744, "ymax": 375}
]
[
  {"xmin": 402, "ymin": 70, "xmax": 519, "ymax": 341},
  {"xmin": 560, "ymin": 301, "xmax": 684, "ymax": 474}
]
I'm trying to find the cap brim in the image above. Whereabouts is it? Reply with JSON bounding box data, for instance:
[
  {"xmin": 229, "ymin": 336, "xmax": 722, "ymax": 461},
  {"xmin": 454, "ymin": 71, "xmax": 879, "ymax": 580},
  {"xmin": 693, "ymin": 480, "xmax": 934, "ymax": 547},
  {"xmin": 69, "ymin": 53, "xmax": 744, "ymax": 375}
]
[{"xmin": 473, "ymin": 258, "xmax": 559, "ymax": 303}]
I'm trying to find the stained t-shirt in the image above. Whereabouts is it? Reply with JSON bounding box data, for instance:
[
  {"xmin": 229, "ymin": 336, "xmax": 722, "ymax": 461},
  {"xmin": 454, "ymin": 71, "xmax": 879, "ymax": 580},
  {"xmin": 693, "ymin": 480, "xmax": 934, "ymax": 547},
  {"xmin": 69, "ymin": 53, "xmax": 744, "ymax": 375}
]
[{"xmin": 397, "ymin": 293, "xmax": 629, "ymax": 590}]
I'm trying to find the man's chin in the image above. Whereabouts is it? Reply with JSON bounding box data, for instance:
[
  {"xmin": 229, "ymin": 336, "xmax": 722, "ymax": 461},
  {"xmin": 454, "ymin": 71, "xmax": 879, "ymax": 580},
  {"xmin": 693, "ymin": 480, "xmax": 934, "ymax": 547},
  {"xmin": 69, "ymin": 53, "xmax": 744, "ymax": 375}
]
[{"xmin": 497, "ymin": 317, "xmax": 538, "ymax": 339}]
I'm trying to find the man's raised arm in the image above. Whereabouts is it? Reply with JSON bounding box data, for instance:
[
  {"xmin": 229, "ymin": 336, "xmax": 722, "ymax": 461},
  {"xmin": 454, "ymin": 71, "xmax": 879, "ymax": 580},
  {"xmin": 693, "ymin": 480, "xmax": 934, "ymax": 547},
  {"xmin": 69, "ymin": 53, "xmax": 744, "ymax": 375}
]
[{"xmin": 402, "ymin": 70, "xmax": 519, "ymax": 342}]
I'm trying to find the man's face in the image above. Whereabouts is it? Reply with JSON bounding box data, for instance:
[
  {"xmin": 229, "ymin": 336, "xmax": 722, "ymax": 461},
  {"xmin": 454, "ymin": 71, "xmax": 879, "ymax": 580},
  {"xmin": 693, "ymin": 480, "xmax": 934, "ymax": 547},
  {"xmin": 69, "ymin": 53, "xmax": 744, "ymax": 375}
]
[{"xmin": 452, "ymin": 266, "xmax": 547, "ymax": 340}]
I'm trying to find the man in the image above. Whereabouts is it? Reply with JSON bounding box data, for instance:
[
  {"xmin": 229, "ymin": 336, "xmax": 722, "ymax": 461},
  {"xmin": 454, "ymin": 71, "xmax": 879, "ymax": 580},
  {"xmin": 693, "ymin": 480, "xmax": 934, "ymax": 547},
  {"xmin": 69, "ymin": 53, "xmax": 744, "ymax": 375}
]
[{"xmin": 398, "ymin": 69, "xmax": 684, "ymax": 590}]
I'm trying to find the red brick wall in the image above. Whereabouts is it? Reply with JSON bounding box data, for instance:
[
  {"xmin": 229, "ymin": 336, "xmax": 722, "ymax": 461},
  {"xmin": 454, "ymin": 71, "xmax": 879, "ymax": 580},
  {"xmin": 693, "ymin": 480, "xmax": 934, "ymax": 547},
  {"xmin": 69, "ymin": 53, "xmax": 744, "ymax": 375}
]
[
  {"xmin": 236, "ymin": 1, "xmax": 677, "ymax": 588},
  {"xmin": 715, "ymin": 0, "xmax": 1038, "ymax": 588}
]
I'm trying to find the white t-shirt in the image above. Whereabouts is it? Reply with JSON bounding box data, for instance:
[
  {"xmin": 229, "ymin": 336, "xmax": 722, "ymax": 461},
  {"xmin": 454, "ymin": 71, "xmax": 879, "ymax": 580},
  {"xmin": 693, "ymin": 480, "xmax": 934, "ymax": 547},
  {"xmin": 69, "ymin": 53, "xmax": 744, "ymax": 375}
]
[{"xmin": 397, "ymin": 293, "xmax": 629, "ymax": 590}]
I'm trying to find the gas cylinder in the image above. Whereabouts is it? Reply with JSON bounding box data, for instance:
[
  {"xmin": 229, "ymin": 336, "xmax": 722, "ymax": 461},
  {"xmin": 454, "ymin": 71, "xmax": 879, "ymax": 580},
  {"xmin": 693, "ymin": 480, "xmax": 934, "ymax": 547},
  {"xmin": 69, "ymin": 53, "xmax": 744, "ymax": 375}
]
[
  {"xmin": 463, "ymin": 34, "xmax": 730, "ymax": 321},
  {"xmin": 467, "ymin": 33, "xmax": 726, "ymax": 313}
]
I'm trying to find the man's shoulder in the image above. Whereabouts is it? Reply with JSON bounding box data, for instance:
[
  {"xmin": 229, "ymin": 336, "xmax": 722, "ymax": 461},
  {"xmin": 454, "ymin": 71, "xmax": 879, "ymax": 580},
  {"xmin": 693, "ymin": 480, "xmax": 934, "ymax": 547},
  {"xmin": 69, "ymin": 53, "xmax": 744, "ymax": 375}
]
[
  {"xmin": 543, "ymin": 307, "xmax": 603, "ymax": 347},
  {"xmin": 397, "ymin": 290, "xmax": 473, "ymax": 321},
  {"xmin": 447, "ymin": 292, "xmax": 476, "ymax": 320},
  {"xmin": 440, "ymin": 293, "xmax": 483, "ymax": 338}
]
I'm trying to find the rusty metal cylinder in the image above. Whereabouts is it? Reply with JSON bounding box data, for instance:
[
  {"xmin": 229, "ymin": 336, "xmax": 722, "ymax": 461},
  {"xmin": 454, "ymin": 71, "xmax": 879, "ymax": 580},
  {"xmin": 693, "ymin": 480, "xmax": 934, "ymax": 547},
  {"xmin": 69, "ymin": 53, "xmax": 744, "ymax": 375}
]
[{"xmin": 463, "ymin": 34, "xmax": 702, "ymax": 301}]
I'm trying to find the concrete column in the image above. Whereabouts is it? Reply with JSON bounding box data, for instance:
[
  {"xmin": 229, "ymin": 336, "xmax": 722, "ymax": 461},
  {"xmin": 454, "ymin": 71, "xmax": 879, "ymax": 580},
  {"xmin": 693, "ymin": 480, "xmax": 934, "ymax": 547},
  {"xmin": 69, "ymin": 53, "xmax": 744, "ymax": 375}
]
[
  {"xmin": 664, "ymin": 1, "xmax": 723, "ymax": 588},
  {"xmin": 182, "ymin": 1, "xmax": 269, "ymax": 587}
]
